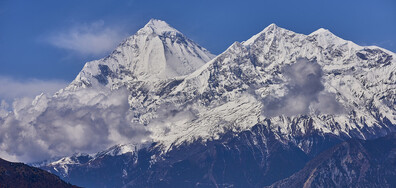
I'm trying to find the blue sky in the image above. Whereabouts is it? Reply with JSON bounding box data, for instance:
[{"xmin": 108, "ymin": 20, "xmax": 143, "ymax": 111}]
[{"xmin": 0, "ymin": 0, "xmax": 395, "ymax": 100}]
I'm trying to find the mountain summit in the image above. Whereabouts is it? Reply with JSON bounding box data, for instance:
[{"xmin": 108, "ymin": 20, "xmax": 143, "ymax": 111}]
[
  {"xmin": 140, "ymin": 18, "xmax": 180, "ymax": 35},
  {"xmin": 66, "ymin": 19, "xmax": 215, "ymax": 91}
]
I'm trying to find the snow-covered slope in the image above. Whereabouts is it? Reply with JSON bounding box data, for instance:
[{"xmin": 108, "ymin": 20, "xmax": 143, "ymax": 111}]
[{"xmin": 114, "ymin": 23, "xmax": 396, "ymax": 152}]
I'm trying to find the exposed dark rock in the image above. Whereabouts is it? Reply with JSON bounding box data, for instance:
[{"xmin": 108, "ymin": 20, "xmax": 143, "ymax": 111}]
[
  {"xmin": 268, "ymin": 133, "xmax": 396, "ymax": 188},
  {"xmin": 0, "ymin": 158, "xmax": 79, "ymax": 188}
]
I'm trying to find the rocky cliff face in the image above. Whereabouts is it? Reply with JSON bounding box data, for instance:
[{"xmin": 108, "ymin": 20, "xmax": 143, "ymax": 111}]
[
  {"xmin": 42, "ymin": 124, "xmax": 312, "ymax": 187},
  {"xmin": 268, "ymin": 133, "xmax": 396, "ymax": 188}
]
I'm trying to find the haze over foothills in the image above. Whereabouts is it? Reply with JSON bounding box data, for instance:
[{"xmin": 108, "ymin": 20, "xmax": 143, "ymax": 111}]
[{"xmin": 0, "ymin": 0, "xmax": 395, "ymax": 105}]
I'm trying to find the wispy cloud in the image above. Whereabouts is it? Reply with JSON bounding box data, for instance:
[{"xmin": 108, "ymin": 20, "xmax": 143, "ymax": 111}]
[
  {"xmin": 0, "ymin": 76, "xmax": 68, "ymax": 102},
  {"xmin": 262, "ymin": 58, "xmax": 344, "ymax": 117},
  {"xmin": 46, "ymin": 20, "xmax": 127, "ymax": 56}
]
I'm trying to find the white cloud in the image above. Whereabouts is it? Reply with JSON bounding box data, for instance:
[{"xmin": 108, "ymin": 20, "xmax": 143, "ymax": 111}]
[
  {"xmin": 0, "ymin": 76, "xmax": 68, "ymax": 102},
  {"xmin": 46, "ymin": 20, "xmax": 127, "ymax": 55},
  {"xmin": 0, "ymin": 87, "xmax": 150, "ymax": 163},
  {"xmin": 262, "ymin": 58, "xmax": 344, "ymax": 117}
]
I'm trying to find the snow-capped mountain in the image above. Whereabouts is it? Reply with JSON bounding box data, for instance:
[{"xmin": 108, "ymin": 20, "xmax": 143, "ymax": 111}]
[
  {"xmin": 66, "ymin": 19, "xmax": 215, "ymax": 91},
  {"xmin": 1, "ymin": 19, "xmax": 395, "ymax": 187},
  {"xmin": 43, "ymin": 22, "xmax": 395, "ymax": 187},
  {"xmin": 61, "ymin": 21, "xmax": 395, "ymax": 152},
  {"xmin": 0, "ymin": 19, "xmax": 214, "ymax": 163}
]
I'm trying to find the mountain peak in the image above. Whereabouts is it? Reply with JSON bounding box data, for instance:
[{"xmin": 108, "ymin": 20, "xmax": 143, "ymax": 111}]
[
  {"xmin": 308, "ymin": 27, "xmax": 354, "ymax": 48},
  {"xmin": 141, "ymin": 19, "xmax": 180, "ymax": 35},
  {"xmin": 309, "ymin": 28, "xmax": 334, "ymax": 36},
  {"xmin": 263, "ymin": 23, "xmax": 278, "ymax": 31},
  {"xmin": 242, "ymin": 23, "xmax": 289, "ymax": 45},
  {"xmin": 66, "ymin": 18, "xmax": 214, "ymax": 89}
]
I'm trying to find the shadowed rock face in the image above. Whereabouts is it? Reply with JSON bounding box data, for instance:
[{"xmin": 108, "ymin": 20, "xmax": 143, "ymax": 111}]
[
  {"xmin": 0, "ymin": 158, "xmax": 79, "ymax": 188},
  {"xmin": 43, "ymin": 124, "xmax": 346, "ymax": 188},
  {"xmin": 268, "ymin": 133, "xmax": 396, "ymax": 188}
]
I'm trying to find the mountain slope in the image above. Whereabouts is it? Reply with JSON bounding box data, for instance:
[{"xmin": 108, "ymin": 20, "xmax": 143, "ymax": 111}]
[
  {"xmin": 268, "ymin": 133, "xmax": 396, "ymax": 188},
  {"xmin": 0, "ymin": 158, "xmax": 78, "ymax": 188}
]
